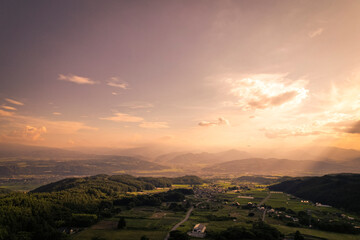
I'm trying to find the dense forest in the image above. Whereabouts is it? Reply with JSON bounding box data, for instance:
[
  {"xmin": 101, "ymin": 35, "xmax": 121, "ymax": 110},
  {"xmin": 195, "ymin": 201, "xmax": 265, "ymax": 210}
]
[
  {"xmin": 0, "ymin": 174, "xmax": 201, "ymax": 240},
  {"xmin": 269, "ymin": 173, "xmax": 360, "ymax": 213}
]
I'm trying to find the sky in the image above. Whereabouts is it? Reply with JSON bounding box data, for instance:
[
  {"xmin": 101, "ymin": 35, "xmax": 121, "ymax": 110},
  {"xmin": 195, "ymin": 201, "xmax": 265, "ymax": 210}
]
[{"xmin": 1, "ymin": 0, "xmax": 360, "ymax": 151}]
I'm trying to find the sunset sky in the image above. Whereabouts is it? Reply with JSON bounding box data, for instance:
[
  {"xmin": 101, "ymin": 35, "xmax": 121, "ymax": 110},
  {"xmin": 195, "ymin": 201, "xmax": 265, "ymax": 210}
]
[{"xmin": 1, "ymin": 0, "xmax": 360, "ymax": 151}]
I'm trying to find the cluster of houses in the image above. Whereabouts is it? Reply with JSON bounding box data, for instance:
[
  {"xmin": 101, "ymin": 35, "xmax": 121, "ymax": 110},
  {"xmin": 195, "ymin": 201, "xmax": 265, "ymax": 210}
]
[{"xmin": 194, "ymin": 185, "xmax": 225, "ymax": 200}]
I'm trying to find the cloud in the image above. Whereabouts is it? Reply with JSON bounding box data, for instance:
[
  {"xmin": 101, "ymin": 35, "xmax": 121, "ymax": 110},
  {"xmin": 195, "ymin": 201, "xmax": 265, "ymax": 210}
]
[
  {"xmin": 5, "ymin": 98, "xmax": 24, "ymax": 106},
  {"xmin": 100, "ymin": 112, "xmax": 169, "ymax": 129},
  {"xmin": 248, "ymin": 91, "xmax": 298, "ymax": 109},
  {"xmin": 139, "ymin": 121, "xmax": 169, "ymax": 129},
  {"xmin": 329, "ymin": 120, "xmax": 360, "ymax": 134},
  {"xmin": 25, "ymin": 126, "xmax": 47, "ymax": 141},
  {"xmin": 58, "ymin": 74, "xmax": 96, "ymax": 85},
  {"xmin": 0, "ymin": 111, "xmax": 97, "ymax": 146},
  {"xmin": 1, "ymin": 105, "xmax": 17, "ymax": 111},
  {"xmin": 0, "ymin": 109, "xmax": 14, "ymax": 116},
  {"xmin": 348, "ymin": 121, "xmax": 360, "ymax": 134},
  {"xmin": 3, "ymin": 125, "xmax": 47, "ymax": 142},
  {"xmin": 107, "ymin": 77, "xmax": 129, "ymax": 89},
  {"xmin": 308, "ymin": 28, "xmax": 323, "ymax": 38},
  {"xmin": 119, "ymin": 102, "xmax": 154, "ymax": 109},
  {"xmin": 100, "ymin": 113, "xmax": 144, "ymax": 122},
  {"xmin": 226, "ymin": 74, "xmax": 308, "ymax": 111},
  {"xmin": 261, "ymin": 127, "xmax": 324, "ymax": 139},
  {"xmin": 199, "ymin": 117, "xmax": 230, "ymax": 127},
  {"xmin": 53, "ymin": 112, "xmax": 62, "ymax": 115}
]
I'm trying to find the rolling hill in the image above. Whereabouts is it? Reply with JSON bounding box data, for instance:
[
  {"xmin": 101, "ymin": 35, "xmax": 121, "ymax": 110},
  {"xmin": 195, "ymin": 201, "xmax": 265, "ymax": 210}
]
[
  {"xmin": 269, "ymin": 173, "xmax": 360, "ymax": 213},
  {"xmin": 31, "ymin": 174, "xmax": 203, "ymax": 193}
]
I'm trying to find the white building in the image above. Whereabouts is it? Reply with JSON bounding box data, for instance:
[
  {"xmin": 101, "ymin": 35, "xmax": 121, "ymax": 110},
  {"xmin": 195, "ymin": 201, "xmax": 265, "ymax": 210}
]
[
  {"xmin": 193, "ymin": 224, "xmax": 206, "ymax": 233},
  {"xmin": 188, "ymin": 223, "xmax": 206, "ymax": 238}
]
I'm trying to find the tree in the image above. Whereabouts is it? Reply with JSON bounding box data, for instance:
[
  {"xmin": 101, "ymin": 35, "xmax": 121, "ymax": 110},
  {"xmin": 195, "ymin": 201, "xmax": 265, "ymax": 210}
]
[
  {"xmin": 294, "ymin": 230, "xmax": 304, "ymax": 240},
  {"xmin": 169, "ymin": 230, "xmax": 189, "ymax": 240},
  {"xmin": 117, "ymin": 217, "xmax": 126, "ymax": 229}
]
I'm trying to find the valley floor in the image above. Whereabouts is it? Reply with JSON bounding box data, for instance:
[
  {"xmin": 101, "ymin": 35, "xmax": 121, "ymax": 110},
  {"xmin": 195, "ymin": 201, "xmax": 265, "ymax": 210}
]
[{"xmin": 70, "ymin": 184, "xmax": 360, "ymax": 240}]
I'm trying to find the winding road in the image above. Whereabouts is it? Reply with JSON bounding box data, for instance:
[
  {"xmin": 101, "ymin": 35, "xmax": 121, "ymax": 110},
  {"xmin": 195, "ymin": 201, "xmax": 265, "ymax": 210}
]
[{"xmin": 164, "ymin": 206, "xmax": 194, "ymax": 240}]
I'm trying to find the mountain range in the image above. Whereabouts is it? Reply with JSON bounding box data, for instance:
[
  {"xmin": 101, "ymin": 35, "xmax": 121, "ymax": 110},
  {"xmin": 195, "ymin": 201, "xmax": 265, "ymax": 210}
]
[{"xmin": 0, "ymin": 143, "xmax": 360, "ymax": 178}]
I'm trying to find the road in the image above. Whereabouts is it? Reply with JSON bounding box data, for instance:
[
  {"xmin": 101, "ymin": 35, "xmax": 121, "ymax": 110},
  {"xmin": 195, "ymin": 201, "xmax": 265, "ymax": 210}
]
[
  {"xmin": 259, "ymin": 191, "xmax": 271, "ymax": 206},
  {"xmin": 164, "ymin": 206, "xmax": 194, "ymax": 240},
  {"xmin": 259, "ymin": 192, "xmax": 271, "ymax": 221}
]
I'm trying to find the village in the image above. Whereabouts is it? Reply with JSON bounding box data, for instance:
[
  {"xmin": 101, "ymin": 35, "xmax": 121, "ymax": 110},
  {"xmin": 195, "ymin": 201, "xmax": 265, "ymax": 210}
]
[{"xmin": 168, "ymin": 182, "xmax": 360, "ymax": 240}]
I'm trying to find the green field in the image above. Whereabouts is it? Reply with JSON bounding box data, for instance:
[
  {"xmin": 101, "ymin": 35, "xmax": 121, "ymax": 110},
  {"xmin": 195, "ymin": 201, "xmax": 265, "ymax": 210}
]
[
  {"xmin": 72, "ymin": 229, "xmax": 166, "ymax": 240},
  {"xmin": 274, "ymin": 225, "xmax": 360, "ymax": 240},
  {"xmin": 71, "ymin": 206, "xmax": 185, "ymax": 240}
]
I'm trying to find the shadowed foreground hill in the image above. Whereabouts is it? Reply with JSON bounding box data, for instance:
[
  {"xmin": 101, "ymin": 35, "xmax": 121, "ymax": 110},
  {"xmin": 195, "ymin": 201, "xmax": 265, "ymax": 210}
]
[{"xmin": 269, "ymin": 173, "xmax": 360, "ymax": 213}]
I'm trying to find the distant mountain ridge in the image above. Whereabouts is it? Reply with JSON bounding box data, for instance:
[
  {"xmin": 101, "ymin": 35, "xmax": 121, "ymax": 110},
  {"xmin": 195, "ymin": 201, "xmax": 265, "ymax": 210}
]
[
  {"xmin": 0, "ymin": 155, "xmax": 167, "ymax": 177},
  {"xmin": 1, "ymin": 143, "xmax": 360, "ymax": 177},
  {"xmin": 0, "ymin": 144, "xmax": 168, "ymax": 178},
  {"xmin": 202, "ymin": 158, "xmax": 360, "ymax": 176},
  {"xmin": 0, "ymin": 143, "xmax": 90, "ymax": 159},
  {"xmin": 154, "ymin": 149, "xmax": 251, "ymax": 166}
]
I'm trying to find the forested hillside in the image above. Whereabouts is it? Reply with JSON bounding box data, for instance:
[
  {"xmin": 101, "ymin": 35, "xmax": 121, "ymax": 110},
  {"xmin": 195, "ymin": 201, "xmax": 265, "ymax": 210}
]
[
  {"xmin": 0, "ymin": 174, "xmax": 201, "ymax": 240},
  {"xmin": 32, "ymin": 174, "xmax": 203, "ymax": 194},
  {"xmin": 269, "ymin": 173, "xmax": 360, "ymax": 213}
]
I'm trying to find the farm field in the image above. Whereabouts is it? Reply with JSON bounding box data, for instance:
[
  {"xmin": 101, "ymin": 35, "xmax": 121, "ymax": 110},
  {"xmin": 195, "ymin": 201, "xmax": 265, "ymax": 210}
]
[
  {"xmin": 71, "ymin": 206, "xmax": 185, "ymax": 240},
  {"xmin": 274, "ymin": 225, "xmax": 360, "ymax": 240}
]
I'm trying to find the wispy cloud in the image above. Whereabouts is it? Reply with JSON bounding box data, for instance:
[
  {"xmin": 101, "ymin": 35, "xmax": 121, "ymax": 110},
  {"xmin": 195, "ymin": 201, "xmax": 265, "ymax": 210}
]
[
  {"xmin": 119, "ymin": 102, "xmax": 154, "ymax": 109},
  {"xmin": 58, "ymin": 74, "xmax": 96, "ymax": 85},
  {"xmin": 53, "ymin": 112, "xmax": 62, "ymax": 116},
  {"xmin": 139, "ymin": 121, "xmax": 169, "ymax": 129},
  {"xmin": 199, "ymin": 117, "xmax": 230, "ymax": 127},
  {"xmin": 0, "ymin": 109, "xmax": 14, "ymax": 116},
  {"xmin": 5, "ymin": 98, "xmax": 24, "ymax": 106},
  {"xmin": 308, "ymin": 28, "xmax": 323, "ymax": 38},
  {"xmin": 348, "ymin": 121, "xmax": 360, "ymax": 134},
  {"xmin": 226, "ymin": 74, "xmax": 308, "ymax": 111},
  {"xmin": 100, "ymin": 112, "xmax": 168, "ymax": 129},
  {"xmin": 107, "ymin": 77, "xmax": 129, "ymax": 89},
  {"xmin": 1, "ymin": 105, "xmax": 17, "ymax": 111},
  {"xmin": 261, "ymin": 127, "xmax": 324, "ymax": 139},
  {"xmin": 100, "ymin": 113, "xmax": 144, "ymax": 122}
]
